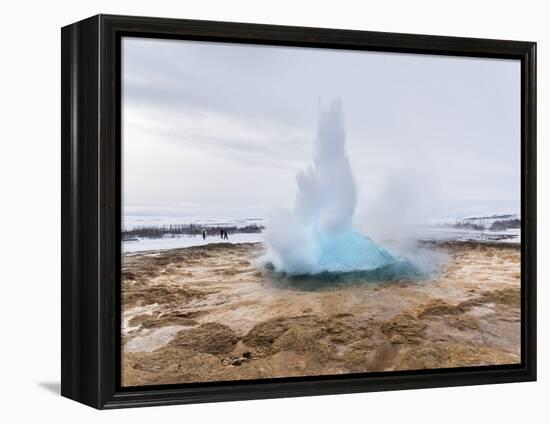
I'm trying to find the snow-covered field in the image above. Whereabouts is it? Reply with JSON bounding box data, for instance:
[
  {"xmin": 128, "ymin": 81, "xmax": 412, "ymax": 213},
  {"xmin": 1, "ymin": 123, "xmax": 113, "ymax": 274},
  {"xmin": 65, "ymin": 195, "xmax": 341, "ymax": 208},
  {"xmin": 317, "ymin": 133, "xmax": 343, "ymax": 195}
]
[
  {"xmin": 412, "ymin": 227, "xmax": 520, "ymax": 244},
  {"xmin": 121, "ymin": 210, "xmax": 521, "ymax": 254},
  {"xmin": 122, "ymin": 214, "xmax": 267, "ymax": 253},
  {"xmin": 123, "ymin": 232, "xmax": 264, "ymax": 254},
  {"xmin": 122, "ymin": 222, "xmax": 520, "ymax": 254}
]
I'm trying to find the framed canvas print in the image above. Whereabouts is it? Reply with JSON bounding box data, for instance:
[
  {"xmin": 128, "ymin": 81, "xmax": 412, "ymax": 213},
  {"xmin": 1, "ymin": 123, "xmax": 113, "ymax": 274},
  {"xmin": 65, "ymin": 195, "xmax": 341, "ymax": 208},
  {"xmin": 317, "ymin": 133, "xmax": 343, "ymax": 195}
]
[{"xmin": 61, "ymin": 14, "xmax": 536, "ymax": 409}]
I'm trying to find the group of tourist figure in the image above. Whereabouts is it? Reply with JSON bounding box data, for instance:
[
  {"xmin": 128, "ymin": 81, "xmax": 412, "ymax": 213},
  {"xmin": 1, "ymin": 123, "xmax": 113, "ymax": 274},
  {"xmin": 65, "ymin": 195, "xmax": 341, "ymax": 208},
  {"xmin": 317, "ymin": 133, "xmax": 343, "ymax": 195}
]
[{"xmin": 201, "ymin": 228, "xmax": 229, "ymax": 240}]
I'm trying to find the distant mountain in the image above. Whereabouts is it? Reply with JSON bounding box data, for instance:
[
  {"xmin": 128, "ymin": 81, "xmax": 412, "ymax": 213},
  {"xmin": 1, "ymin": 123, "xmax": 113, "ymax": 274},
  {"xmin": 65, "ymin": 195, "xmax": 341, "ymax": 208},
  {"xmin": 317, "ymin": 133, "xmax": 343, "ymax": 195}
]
[
  {"xmin": 490, "ymin": 219, "xmax": 521, "ymax": 231},
  {"xmin": 451, "ymin": 214, "xmax": 520, "ymax": 232}
]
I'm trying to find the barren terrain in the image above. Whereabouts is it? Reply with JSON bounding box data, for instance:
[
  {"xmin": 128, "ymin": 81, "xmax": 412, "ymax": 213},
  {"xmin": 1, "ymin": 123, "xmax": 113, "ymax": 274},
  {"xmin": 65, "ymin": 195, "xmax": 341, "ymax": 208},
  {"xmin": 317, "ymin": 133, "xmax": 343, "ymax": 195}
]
[{"xmin": 121, "ymin": 242, "xmax": 520, "ymax": 386}]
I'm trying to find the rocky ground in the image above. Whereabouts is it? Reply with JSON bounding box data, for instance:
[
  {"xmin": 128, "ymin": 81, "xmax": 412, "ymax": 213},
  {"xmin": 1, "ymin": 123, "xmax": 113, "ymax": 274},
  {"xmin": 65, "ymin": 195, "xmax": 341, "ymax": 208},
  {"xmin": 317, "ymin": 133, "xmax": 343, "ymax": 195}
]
[{"xmin": 121, "ymin": 242, "xmax": 520, "ymax": 386}]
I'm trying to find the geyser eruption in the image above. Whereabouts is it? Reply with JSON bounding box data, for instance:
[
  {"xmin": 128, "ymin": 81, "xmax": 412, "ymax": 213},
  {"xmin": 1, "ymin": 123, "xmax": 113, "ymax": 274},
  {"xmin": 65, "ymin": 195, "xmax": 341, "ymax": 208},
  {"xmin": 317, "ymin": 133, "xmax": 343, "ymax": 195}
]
[{"xmin": 264, "ymin": 99, "xmax": 418, "ymax": 278}]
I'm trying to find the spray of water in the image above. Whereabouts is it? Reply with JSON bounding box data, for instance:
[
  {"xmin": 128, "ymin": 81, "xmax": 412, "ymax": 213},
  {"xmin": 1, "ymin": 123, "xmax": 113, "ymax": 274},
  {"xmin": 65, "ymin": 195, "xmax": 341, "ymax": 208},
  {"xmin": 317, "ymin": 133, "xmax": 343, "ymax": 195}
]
[{"xmin": 264, "ymin": 99, "xmax": 419, "ymax": 278}]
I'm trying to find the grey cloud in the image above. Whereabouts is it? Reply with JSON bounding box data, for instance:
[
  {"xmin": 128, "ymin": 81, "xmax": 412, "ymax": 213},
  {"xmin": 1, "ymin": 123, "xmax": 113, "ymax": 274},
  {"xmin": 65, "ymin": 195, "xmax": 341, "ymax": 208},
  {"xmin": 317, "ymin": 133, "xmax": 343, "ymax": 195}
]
[{"xmin": 122, "ymin": 37, "xmax": 521, "ymax": 219}]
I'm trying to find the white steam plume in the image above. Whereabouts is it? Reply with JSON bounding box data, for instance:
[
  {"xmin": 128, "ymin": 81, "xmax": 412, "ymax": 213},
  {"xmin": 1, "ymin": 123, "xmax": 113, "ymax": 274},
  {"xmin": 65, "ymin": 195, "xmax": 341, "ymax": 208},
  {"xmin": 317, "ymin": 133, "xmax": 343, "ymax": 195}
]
[{"xmin": 263, "ymin": 99, "xmax": 416, "ymax": 277}]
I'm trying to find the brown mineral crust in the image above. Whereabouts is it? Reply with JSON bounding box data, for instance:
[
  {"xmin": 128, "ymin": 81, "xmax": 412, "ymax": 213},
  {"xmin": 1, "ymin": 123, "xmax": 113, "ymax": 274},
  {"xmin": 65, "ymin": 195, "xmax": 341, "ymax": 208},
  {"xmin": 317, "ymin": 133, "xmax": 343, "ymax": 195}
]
[
  {"xmin": 380, "ymin": 313, "xmax": 427, "ymax": 344},
  {"xmin": 121, "ymin": 241, "xmax": 521, "ymax": 386},
  {"xmin": 168, "ymin": 322, "xmax": 239, "ymax": 354}
]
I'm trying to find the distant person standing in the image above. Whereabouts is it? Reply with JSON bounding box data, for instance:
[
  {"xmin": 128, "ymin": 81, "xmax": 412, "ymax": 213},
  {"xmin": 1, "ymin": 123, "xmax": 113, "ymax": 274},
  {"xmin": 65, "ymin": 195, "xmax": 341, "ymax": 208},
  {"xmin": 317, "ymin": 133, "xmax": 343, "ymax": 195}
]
[
  {"xmin": 202, "ymin": 229, "xmax": 206, "ymax": 240},
  {"xmin": 220, "ymin": 229, "xmax": 224, "ymax": 239},
  {"xmin": 223, "ymin": 229, "xmax": 228, "ymax": 240}
]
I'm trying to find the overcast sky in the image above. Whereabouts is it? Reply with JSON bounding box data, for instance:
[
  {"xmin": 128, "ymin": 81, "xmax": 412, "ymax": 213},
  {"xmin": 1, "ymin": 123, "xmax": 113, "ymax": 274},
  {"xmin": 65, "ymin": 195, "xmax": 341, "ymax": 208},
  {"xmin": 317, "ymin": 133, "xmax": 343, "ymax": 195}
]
[{"xmin": 122, "ymin": 37, "xmax": 520, "ymax": 223}]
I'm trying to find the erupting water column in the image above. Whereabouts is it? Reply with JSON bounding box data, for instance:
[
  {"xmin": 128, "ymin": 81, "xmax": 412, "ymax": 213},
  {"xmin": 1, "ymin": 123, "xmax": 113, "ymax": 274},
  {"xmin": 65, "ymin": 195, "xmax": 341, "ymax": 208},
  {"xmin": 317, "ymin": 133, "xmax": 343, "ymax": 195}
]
[{"xmin": 264, "ymin": 99, "xmax": 413, "ymax": 277}]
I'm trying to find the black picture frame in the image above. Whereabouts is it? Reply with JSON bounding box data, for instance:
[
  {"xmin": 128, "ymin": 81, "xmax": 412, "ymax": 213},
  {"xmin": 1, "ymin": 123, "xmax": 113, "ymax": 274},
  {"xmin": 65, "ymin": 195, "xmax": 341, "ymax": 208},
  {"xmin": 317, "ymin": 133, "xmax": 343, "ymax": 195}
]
[{"xmin": 61, "ymin": 14, "xmax": 537, "ymax": 409}]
